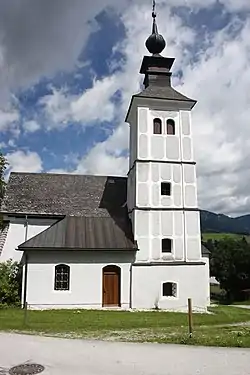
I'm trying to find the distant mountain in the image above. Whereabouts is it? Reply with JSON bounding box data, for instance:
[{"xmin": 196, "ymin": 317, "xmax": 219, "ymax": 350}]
[{"xmin": 200, "ymin": 210, "xmax": 250, "ymax": 235}]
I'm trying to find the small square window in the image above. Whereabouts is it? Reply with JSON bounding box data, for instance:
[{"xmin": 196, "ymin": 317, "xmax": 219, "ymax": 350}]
[
  {"xmin": 162, "ymin": 239, "xmax": 172, "ymax": 253},
  {"xmin": 161, "ymin": 182, "xmax": 171, "ymax": 196},
  {"xmin": 163, "ymin": 282, "xmax": 177, "ymax": 297}
]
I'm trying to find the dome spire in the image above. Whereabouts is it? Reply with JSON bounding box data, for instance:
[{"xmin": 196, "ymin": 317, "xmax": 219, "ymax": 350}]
[{"xmin": 145, "ymin": 0, "xmax": 166, "ymax": 55}]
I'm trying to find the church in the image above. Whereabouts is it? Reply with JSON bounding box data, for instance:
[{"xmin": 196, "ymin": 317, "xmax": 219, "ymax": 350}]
[{"xmin": 0, "ymin": 8, "xmax": 210, "ymax": 311}]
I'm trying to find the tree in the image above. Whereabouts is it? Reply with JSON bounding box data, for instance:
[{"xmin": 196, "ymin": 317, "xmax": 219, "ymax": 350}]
[
  {"xmin": 0, "ymin": 153, "xmax": 7, "ymax": 200},
  {"xmin": 210, "ymin": 238, "xmax": 250, "ymax": 302},
  {"xmin": 0, "ymin": 260, "xmax": 22, "ymax": 306},
  {"xmin": 0, "ymin": 153, "xmax": 8, "ymax": 229}
]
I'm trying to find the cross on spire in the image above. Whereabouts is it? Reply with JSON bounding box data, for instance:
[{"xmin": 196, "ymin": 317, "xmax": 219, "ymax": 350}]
[
  {"xmin": 145, "ymin": 0, "xmax": 166, "ymax": 55},
  {"xmin": 152, "ymin": 0, "xmax": 156, "ymax": 18}
]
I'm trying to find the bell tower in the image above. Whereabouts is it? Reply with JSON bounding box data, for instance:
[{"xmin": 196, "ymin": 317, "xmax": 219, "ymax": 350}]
[{"xmin": 126, "ymin": 1, "xmax": 209, "ymax": 310}]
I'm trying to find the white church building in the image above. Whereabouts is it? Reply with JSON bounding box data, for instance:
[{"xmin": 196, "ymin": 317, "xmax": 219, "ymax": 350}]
[{"xmin": 0, "ymin": 10, "xmax": 210, "ymax": 311}]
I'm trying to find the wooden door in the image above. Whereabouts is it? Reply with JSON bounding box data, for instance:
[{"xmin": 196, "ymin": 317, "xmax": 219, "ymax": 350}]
[{"xmin": 102, "ymin": 265, "xmax": 121, "ymax": 307}]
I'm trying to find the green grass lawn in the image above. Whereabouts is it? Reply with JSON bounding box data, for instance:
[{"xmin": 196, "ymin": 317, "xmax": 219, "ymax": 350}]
[
  {"xmin": 202, "ymin": 232, "xmax": 250, "ymax": 241},
  {"xmin": 0, "ymin": 306, "xmax": 250, "ymax": 347},
  {"xmin": 232, "ymin": 300, "xmax": 250, "ymax": 305}
]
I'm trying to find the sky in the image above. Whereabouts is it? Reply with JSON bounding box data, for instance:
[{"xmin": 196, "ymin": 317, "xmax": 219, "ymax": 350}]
[{"xmin": 0, "ymin": 0, "xmax": 250, "ymax": 217}]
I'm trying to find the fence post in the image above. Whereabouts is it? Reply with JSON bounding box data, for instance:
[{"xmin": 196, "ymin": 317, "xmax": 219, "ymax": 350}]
[
  {"xmin": 24, "ymin": 302, "xmax": 28, "ymax": 326},
  {"xmin": 188, "ymin": 298, "xmax": 193, "ymax": 338}
]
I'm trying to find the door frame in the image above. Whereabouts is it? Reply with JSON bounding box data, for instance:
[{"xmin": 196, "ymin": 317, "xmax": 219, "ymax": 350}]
[{"xmin": 102, "ymin": 265, "xmax": 121, "ymax": 307}]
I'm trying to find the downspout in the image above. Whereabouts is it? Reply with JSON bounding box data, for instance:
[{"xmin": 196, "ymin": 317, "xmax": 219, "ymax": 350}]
[
  {"xmin": 129, "ymin": 263, "xmax": 133, "ymax": 309},
  {"xmin": 22, "ymin": 215, "xmax": 29, "ymax": 308},
  {"xmin": 22, "ymin": 253, "xmax": 28, "ymax": 309},
  {"xmin": 24, "ymin": 215, "xmax": 28, "ymax": 241}
]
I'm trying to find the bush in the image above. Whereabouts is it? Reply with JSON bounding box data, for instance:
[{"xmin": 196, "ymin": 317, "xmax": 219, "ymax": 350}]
[
  {"xmin": 0, "ymin": 260, "xmax": 22, "ymax": 306},
  {"xmin": 205, "ymin": 237, "xmax": 250, "ymax": 302}
]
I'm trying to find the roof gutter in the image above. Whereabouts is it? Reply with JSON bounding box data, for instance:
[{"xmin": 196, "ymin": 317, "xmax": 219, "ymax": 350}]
[
  {"xmin": 17, "ymin": 247, "xmax": 138, "ymax": 252},
  {"xmin": 2, "ymin": 213, "xmax": 65, "ymax": 220}
]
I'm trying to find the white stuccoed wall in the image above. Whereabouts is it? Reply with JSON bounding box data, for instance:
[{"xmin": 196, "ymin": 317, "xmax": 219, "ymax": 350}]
[
  {"xmin": 25, "ymin": 250, "xmax": 135, "ymax": 309},
  {"xmin": 127, "ymin": 106, "xmax": 202, "ymax": 263},
  {"xmin": 126, "ymin": 102, "xmax": 210, "ymax": 311},
  {"xmin": 132, "ymin": 262, "xmax": 209, "ymax": 311},
  {"xmin": 132, "ymin": 210, "xmax": 201, "ymax": 262},
  {"xmin": 134, "ymin": 108, "xmax": 195, "ymax": 164},
  {"xmin": 136, "ymin": 163, "xmax": 198, "ymax": 209},
  {"xmin": 0, "ymin": 217, "xmax": 56, "ymax": 262},
  {"xmin": 24, "ymin": 249, "xmax": 209, "ymax": 311}
]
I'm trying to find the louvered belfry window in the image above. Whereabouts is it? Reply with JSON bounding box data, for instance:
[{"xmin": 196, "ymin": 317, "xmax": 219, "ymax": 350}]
[
  {"xmin": 167, "ymin": 119, "xmax": 175, "ymax": 135},
  {"xmin": 54, "ymin": 264, "xmax": 70, "ymax": 291},
  {"xmin": 153, "ymin": 118, "xmax": 162, "ymax": 134}
]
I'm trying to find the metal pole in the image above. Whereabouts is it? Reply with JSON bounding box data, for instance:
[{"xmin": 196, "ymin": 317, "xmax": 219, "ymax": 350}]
[
  {"xmin": 24, "ymin": 302, "xmax": 28, "ymax": 326},
  {"xmin": 24, "ymin": 215, "xmax": 28, "ymax": 241},
  {"xmin": 188, "ymin": 298, "xmax": 193, "ymax": 338}
]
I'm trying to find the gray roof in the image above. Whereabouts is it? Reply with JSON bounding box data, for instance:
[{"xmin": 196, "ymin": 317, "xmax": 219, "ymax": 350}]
[
  {"xmin": 1, "ymin": 172, "xmax": 127, "ymax": 217},
  {"xmin": 18, "ymin": 216, "xmax": 137, "ymax": 251},
  {"xmin": 136, "ymin": 85, "xmax": 196, "ymax": 103}
]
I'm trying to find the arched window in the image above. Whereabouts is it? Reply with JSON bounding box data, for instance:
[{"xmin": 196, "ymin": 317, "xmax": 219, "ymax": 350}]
[
  {"xmin": 167, "ymin": 119, "xmax": 175, "ymax": 135},
  {"xmin": 162, "ymin": 282, "xmax": 177, "ymax": 297},
  {"xmin": 153, "ymin": 118, "xmax": 162, "ymax": 134},
  {"xmin": 54, "ymin": 264, "xmax": 70, "ymax": 291}
]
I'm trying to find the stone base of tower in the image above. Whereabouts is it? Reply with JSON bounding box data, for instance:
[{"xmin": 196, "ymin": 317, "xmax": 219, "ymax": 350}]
[{"xmin": 131, "ymin": 260, "xmax": 210, "ymax": 312}]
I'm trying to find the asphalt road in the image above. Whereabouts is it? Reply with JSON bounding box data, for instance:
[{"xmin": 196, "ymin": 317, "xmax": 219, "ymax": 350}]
[{"xmin": 0, "ymin": 333, "xmax": 250, "ymax": 375}]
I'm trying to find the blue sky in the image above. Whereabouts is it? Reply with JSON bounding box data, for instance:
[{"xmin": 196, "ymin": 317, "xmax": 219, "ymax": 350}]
[
  {"xmin": 1, "ymin": 0, "xmax": 250, "ymax": 216},
  {"xmin": 1, "ymin": 8, "xmax": 125, "ymax": 171}
]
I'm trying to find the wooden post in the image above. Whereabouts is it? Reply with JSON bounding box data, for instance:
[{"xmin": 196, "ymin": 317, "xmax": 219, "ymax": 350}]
[
  {"xmin": 24, "ymin": 302, "xmax": 28, "ymax": 326},
  {"xmin": 188, "ymin": 298, "xmax": 193, "ymax": 338}
]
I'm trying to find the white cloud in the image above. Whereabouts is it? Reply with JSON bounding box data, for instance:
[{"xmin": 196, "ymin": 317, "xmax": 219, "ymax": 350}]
[
  {"xmin": 7, "ymin": 139, "xmax": 16, "ymax": 148},
  {"xmin": 0, "ymin": 107, "xmax": 19, "ymax": 136},
  {"xmin": 71, "ymin": 76, "xmax": 117, "ymax": 123},
  {"xmin": 40, "ymin": 76, "xmax": 118, "ymax": 128},
  {"xmin": 0, "ymin": 142, "xmax": 7, "ymax": 149},
  {"xmin": 39, "ymin": 87, "xmax": 72, "ymax": 127},
  {"xmin": 75, "ymin": 123, "xmax": 129, "ymax": 176},
  {"xmin": 178, "ymin": 18, "xmax": 250, "ymax": 215},
  {"xmin": 48, "ymin": 168, "xmax": 72, "ymax": 175},
  {"xmin": 6, "ymin": 150, "xmax": 43, "ymax": 174},
  {"xmin": 23, "ymin": 120, "xmax": 40, "ymax": 133},
  {"xmin": 0, "ymin": 0, "xmax": 126, "ymax": 102},
  {"xmin": 75, "ymin": 143, "xmax": 128, "ymax": 176},
  {"xmin": 73, "ymin": 4, "xmax": 196, "ymax": 175},
  {"xmin": 1, "ymin": 0, "xmax": 250, "ymax": 215},
  {"xmin": 0, "ymin": 0, "xmax": 248, "ymax": 105},
  {"xmin": 71, "ymin": 3, "xmax": 250, "ymax": 216}
]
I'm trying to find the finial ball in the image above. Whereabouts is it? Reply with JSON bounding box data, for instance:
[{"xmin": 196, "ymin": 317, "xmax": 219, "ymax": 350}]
[{"xmin": 146, "ymin": 33, "xmax": 166, "ymax": 55}]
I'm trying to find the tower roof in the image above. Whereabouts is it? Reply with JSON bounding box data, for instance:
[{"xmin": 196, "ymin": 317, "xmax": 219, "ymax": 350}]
[{"xmin": 126, "ymin": 1, "xmax": 196, "ymax": 121}]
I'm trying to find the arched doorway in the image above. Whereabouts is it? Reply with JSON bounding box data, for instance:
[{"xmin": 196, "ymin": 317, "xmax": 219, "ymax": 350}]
[{"xmin": 102, "ymin": 265, "xmax": 121, "ymax": 307}]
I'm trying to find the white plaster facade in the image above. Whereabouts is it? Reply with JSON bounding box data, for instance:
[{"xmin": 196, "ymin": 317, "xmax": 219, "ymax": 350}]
[
  {"xmin": 0, "ymin": 217, "xmax": 56, "ymax": 262},
  {"xmin": 0, "ymin": 99, "xmax": 209, "ymax": 311},
  {"xmin": 21, "ymin": 251, "xmax": 209, "ymax": 311},
  {"xmin": 23, "ymin": 251, "xmax": 135, "ymax": 310},
  {"xmin": 0, "ymin": 53, "xmax": 210, "ymax": 311},
  {"xmin": 127, "ymin": 101, "xmax": 210, "ymax": 311},
  {"xmin": 132, "ymin": 262, "xmax": 209, "ymax": 311}
]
